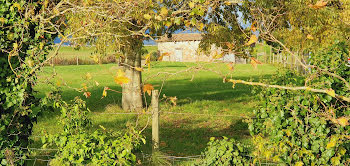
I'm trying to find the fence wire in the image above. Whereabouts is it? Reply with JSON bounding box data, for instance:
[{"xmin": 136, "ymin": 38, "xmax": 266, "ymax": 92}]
[
  {"xmin": 10, "ymin": 106, "xmax": 266, "ymax": 165},
  {"xmin": 94, "ymin": 111, "xmax": 255, "ymax": 119},
  {"xmin": 11, "ymin": 147, "xmax": 279, "ymax": 166}
]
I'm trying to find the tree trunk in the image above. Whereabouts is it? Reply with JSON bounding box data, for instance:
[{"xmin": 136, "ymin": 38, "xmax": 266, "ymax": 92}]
[{"xmin": 122, "ymin": 38, "xmax": 143, "ymax": 111}]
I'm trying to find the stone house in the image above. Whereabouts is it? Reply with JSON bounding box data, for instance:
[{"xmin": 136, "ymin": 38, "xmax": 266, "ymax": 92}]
[{"xmin": 157, "ymin": 33, "xmax": 241, "ymax": 63}]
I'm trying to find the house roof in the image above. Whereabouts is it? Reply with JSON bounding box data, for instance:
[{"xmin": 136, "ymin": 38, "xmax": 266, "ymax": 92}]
[{"xmin": 157, "ymin": 33, "xmax": 203, "ymax": 42}]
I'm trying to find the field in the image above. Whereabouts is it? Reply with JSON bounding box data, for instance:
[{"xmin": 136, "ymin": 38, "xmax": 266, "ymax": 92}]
[{"xmin": 31, "ymin": 61, "xmax": 276, "ymax": 164}]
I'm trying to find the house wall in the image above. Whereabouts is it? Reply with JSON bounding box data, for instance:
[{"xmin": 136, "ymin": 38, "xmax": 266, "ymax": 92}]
[
  {"xmin": 157, "ymin": 41, "xmax": 244, "ymax": 63},
  {"xmin": 158, "ymin": 41, "xmax": 212, "ymax": 62}
]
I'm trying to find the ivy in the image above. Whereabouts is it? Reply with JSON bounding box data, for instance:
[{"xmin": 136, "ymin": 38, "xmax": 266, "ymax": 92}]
[
  {"xmin": 0, "ymin": 0, "xmax": 57, "ymax": 165},
  {"xmin": 249, "ymin": 42, "xmax": 350, "ymax": 165},
  {"xmin": 194, "ymin": 137, "xmax": 250, "ymax": 166}
]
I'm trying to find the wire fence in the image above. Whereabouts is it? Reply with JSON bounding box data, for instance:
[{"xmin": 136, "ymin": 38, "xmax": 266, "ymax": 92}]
[
  {"xmin": 11, "ymin": 149, "xmax": 280, "ymax": 166},
  {"xmin": 7, "ymin": 92, "xmax": 270, "ymax": 165},
  {"xmin": 5, "ymin": 111, "xmax": 274, "ymax": 166},
  {"xmin": 94, "ymin": 111, "xmax": 255, "ymax": 119}
]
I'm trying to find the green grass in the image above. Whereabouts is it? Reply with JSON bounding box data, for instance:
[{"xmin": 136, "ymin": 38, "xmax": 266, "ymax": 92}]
[{"xmin": 31, "ymin": 62, "xmax": 276, "ymax": 164}]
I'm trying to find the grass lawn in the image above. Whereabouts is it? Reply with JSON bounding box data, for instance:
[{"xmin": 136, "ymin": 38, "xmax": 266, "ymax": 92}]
[{"xmin": 31, "ymin": 62, "xmax": 276, "ymax": 164}]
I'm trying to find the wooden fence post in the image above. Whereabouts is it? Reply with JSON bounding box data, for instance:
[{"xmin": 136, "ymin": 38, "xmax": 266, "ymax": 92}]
[
  {"xmin": 76, "ymin": 56, "xmax": 79, "ymax": 65},
  {"xmin": 152, "ymin": 90, "xmax": 159, "ymax": 151}
]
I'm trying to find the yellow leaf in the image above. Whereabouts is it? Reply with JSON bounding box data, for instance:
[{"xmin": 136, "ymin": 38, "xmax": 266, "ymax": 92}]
[
  {"xmin": 145, "ymin": 53, "xmax": 151, "ymax": 70},
  {"xmin": 13, "ymin": 2, "xmax": 21, "ymax": 11},
  {"xmin": 339, "ymin": 147, "xmax": 347, "ymax": 155},
  {"xmin": 227, "ymin": 79, "xmax": 237, "ymax": 88},
  {"xmin": 198, "ymin": 22, "xmax": 205, "ymax": 31},
  {"xmin": 95, "ymin": 81, "xmax": 99, "ymax": 86},
  {"xmin": 44, "ymin": 0, "xmax": 49, "ymax": 8},
  {"xmin": 114, "ymin": 76, "xmax": 130, "ymax": 85},
  {"xmin": 326, "ymin": 89, "xmax": 336, "ymax": 97},
  {"xmin": 189, "ymin": 2, "xmax": 195, "ymax": 8},
  {"xmin": 102, "ymin": 87, "xmax": 109, "ymax": 98},
  {"xmin": 227, "ymin": 62, "xmax": 234, "ymax": 71},
  {"xmin": 135, "ymin": 67, "xmax": 143, "ymax": 71},
  {"xmin": 82, "ymin": 83, "xmax": 88, "ymax": 91},
  {"xmin": 337, "ymin": 117, "xmax": 349, "ymax": 127},
  {"xmin": 213, "ymin": 52, "xmax": 224, "ymax": 59},
  {"xmin": 99, "ymin": 125, "xmax": 106, "ymax": 130},
  {"xmin": 251, "ymin": 21, "xmax": 257, "ymax": 32},
  {"xmin": 39, "ymin": 42, "xmax": 44, "ymax": 50},
  {"xmin": 165, "ymin": 21, "xmax": 172, "ymax": 27},
  {"xmin": 0, "ymin": 17, "xmax": 5, "ymax": 23},
  {"xmin": 331, "ymin": 156, "xmax": 341, "ymax": 166},
  {"xmin": 158, "ymin": 55, "xmax": 164, "ymax": 61},
  {"xmin": 185, "ymin": 20, "xmax": 191, "ymax": 27},
  {"xmin": 169, "ymin": 96, "xmax": 177, "ymax": 106},
  {"xmin": 160, "ymin": 7, "xmax": 168, "ymax": 16},
  {"xmin": 155, "ymin": 15, "xmax": 163, "ymax": 21},
  {"xmin": 56, "ymin": 80, "xmax": 61, "ymax": 87},
  {"xmin": 309, "ymin": 0, "xmax": 327, "ymax": 9},
  {"xmin": 159, "ymin": 52, "xmax": 169, "ymax": 61},
  {"xmin": 144, "ymin": 14, "xmax": 152, "ymax": 20},
  {"xmin": 295, "ymin": 161, "xmax": 304, "ymax": 166},
  {"xmin": 285, "ymin": 129, "xmax": 292, "ymax": 137},
  {"xmin": 307, "ymin": 34, "xmax": 314, "ymax": 40},
  {"xmin": 90, "ymin": 54, "xmax": 99, "ymax": 64},
  {"xmin": 114, "ymin": 69, "xmax": 129, "ymax": 85},
  {"xmin": 85, "ymin": 73, "xmax": 92, "ymax": 80},
  {"xmin": 13, "ymin": 43, "xmax": 18, "ymax": 50},
  {"xmin": 327, "ymin": 137, "xmax": 337, "ymax": 149},
  {"xmin": 245, "ymin": 35, "xmax": 258, "ymax": 46},
  {"xmin": 117, "ymin": 69, "xmax": 125, "ymax": 76},
  {"xmin": 143, "ymin": 84, "xmax": 154, "ymax": 96}
]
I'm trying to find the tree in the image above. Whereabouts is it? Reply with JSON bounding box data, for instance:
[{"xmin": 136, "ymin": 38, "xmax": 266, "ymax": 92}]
[
  {"xmin": 53, "ymin": 0, "xmax": 220, "ymax": 111},
  {"xmin": 201, "ymin": 0, "xmax": 350, "ymax": 164}
]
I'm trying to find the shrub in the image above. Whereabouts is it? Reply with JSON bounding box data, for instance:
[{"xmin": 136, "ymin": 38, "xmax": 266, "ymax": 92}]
[
  {"xmin": 0, "ymin": 0, "xmax": 57, "ymax": 165},
  {"xmin": 46, "ymin": 130, "xmax": 141, "ymax": 166},
  {"xmin": 43, "ymin": 97, "xmax": 143, "ymax": 165},
  {"xmin": 194, "ymin": 137, "xmax": 251, "ymax": 166},
  {"xmin": 249, "ymin": 42, "xmax": 350, "ymax": 165}
]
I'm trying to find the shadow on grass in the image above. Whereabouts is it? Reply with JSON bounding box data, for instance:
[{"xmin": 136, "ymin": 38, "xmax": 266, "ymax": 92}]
[
  {"xmin": 32, "ymin": 74, "xmax": 271, "ymax": 159},
  {"xmin": 51, "ymin": 74, "xmax": 272, "ymax": 112},
  {"xmin": 90, "ymin": 114, "xmax": 251, "ymax": 157}
]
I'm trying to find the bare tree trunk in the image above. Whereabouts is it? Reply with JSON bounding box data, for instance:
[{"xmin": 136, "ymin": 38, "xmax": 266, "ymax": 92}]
[{"xmin": 122, "ymin": 38, "xmax": 143, "ymax": 111}]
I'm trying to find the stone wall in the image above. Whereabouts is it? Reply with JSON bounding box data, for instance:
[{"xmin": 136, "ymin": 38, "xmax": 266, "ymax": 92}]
[{"xmin": 157, "ymin": 41, "xmax": 246, "ymax": 63}]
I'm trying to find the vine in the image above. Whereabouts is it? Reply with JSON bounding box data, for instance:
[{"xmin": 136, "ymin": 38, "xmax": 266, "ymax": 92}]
[{"xmin": 0, "ymin": 0, "xmax": 59, "ymax": 165}]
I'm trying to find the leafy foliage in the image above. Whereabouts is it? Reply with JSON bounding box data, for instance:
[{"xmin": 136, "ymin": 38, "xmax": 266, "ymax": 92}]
[
  {"xmin": 249, "ymin": 42, "xmax": 350, "ymax": 165},
  {"xmin": 43, "ymin": 97, "xmax": 143, "ymax": 165},
  {"xmin": 46, "ymin": 130, "xmax": 141, "ymax": 166},
  {"xmin": 194, "ymin": 137, "xmax": 250, "ymax": 166},
  {"xmin": 0, "ymin": 0, "xmax": 57, "ymax": 165}
]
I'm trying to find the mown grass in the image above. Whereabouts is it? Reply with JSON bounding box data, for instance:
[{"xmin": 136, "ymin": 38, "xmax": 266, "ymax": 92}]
[{"xmin": 31, "ymin": 62, "xmax": 276, "ymax": 164}]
